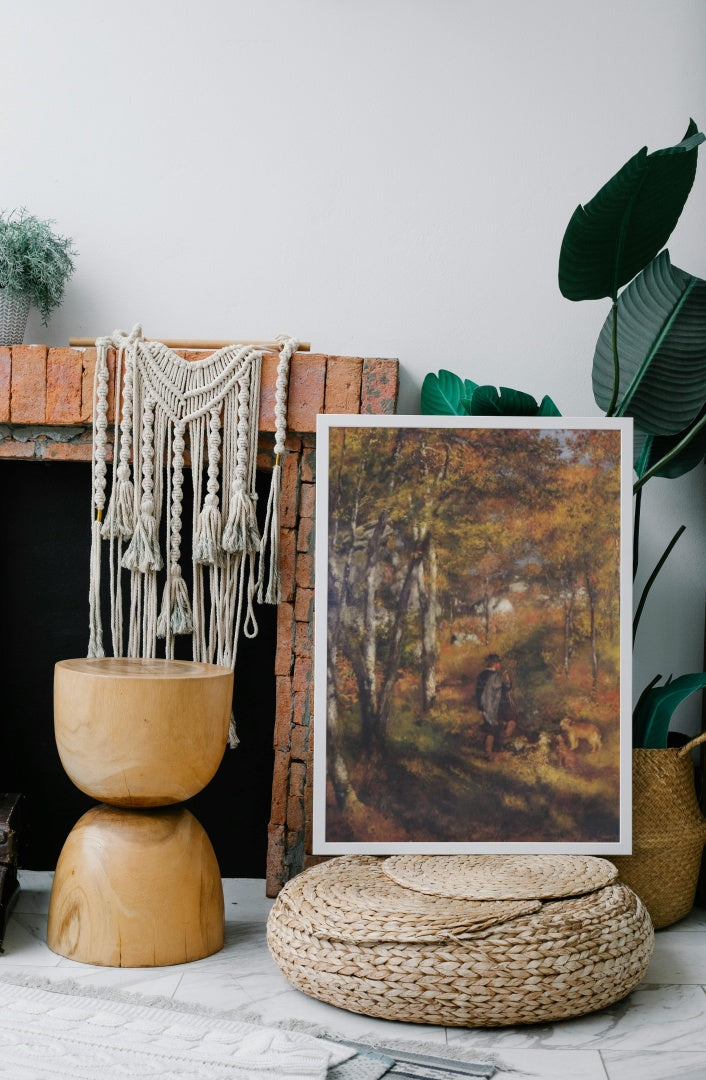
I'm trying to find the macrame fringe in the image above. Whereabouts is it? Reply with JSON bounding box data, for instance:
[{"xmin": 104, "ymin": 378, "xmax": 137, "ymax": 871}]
[
  {"xmin": 228, "ymin": 712, "xmax": 240, "ymax": 749},
  {"xmin": 101, "ymin": 472, "xmax": 135, "ymax": 540},
  {"xmin": 88, "ymin": 327, "xmax": 296, "ymax": 750},
  {"xmin": 257, "ymin": 462, "xmax": 282, "ymax": 605},
  {"xmin": 87, "ymin": 518, "xmax": 105, "ymax": 658},
  {"xmin": 193, "ymin": 498, "xmax": 224, "ymax": 566},
  {"xmin": 122, "ymin": 503, "xmax": 163, "ymax": 573},
  {"xmin": 223, "ymin": 489, "xmax": 260, "ymax": 554},
  {"xmin": 157, "ymin": 572, "xmax": 194, "ymax": 638}
]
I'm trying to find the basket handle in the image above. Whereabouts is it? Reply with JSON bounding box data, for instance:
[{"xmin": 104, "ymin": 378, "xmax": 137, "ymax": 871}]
[{"xmin": 677, "ymin": 730, "xmax": 706, "ymax": 757}]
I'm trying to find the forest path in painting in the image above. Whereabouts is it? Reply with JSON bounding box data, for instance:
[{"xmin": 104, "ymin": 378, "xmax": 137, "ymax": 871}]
[{"xmin": 324, "ymin": 425, "xmax": 623, "ymax": 847}]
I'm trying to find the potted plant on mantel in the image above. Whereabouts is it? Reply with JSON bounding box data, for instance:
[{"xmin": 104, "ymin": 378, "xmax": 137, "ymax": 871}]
[
  {"xmin": 422, "ymin": 120, "xmax": 706, "ymax": 927},
  {"xmin": 0, "ymin": 209, "xmax": 76, "ymax": 345}
]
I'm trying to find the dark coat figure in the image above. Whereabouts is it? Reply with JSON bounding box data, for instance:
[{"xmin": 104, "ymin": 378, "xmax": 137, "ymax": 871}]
[{"xmin": 476, "ymin": 653, "xmax": 516, "ymax": 758}]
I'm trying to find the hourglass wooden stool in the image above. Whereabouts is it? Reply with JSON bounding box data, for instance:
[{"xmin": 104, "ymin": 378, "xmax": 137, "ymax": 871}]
[{"xmin": 47, "ymin": 658, "xmax": 233, "ymax": 967}]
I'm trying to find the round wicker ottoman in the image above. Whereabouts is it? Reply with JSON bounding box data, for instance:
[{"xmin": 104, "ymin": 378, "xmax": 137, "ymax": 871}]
[{"xmin": 266, "ymin": 855, "xmax": 654, "ymax": 1027}]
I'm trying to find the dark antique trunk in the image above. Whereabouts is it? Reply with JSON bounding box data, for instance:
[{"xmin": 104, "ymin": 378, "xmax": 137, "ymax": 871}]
[{"xmin": 0, "ymin": 793, "xmax": 23, "ymax": 948}]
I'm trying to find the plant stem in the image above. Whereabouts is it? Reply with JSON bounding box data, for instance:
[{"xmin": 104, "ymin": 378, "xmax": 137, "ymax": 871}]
[
  {"xmin": 633, "ymin": 409, "xmax": 706, "ymax": 492},
  {"xmin": 633, "ymin": 524, "xmax": 686, "ymax": 644},
  {"xmin": 633, "ymin": 486, "xmax": 642, "ymax": 581},
  {"xmin": 606, "ymin": 302, "xmax": 620, "ymax": 417}
]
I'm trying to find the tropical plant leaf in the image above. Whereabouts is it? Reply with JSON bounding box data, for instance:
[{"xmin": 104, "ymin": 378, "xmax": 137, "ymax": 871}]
[
  {"xmin": 559, "ymin": 120, "xmax": 704, "ymax": 301},
  {"xmin": 592, "ymin": 251, "xmax": 706, "ymax": 433},
  {"xmin": 538, "ymin": 395, "xmax": 562, "ymax": 417},
  {"xmin": 633, "ymin": 672, "xmax": 706, "ymax": 748},
  {"xmin": 469, "ymin": 385, "xmax": 561, "ymax": 416},
  {"xmin": 634, "ymin": 407, "xmax": 706, "ymax": 479},
  {"xmin": 421, "ymin": 370, "xmax": 476, "ymax": 415}
]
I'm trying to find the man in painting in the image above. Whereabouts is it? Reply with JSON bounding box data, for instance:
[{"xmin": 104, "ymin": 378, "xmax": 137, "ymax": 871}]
[{"xmin": 476, "ymin": 653, "xmax": 516, "ymax": 758}]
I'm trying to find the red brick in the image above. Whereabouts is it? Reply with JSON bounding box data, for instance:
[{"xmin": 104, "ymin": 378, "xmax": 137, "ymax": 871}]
[
  {"xmin": 280, "ymin": 451, "xmax": 300, "ymax": 528},
  {"xmin": 292, "ymin": 689, "xmax": 310, "ymax": 728},
  {"xmin": 11, "ymin": 345, "xmax": 46, "ymax": 422},
  {"xmin": 286, "ymin": 796, "xmax": 304, "ymax": 835},
  {"xmin": 325, "ymin": 356, "xmax": 363, "ymax": 413},
  {"xmin": 293, "ymin": 656, "xmax": 312, "ymax": 694},
  {"xmin": 269, "ymin": 750, "xmax": 291, "ymax": 826},
  {"xmin": 290, "ymin": 724, "xmax": 309, "ymax": 763},
  {"xmin": 0, "ymin": 439, "xmax": 35, "ymax": 458},
  {"xmin": 279, "ymin": 528, "xmax": 297, "ymax": 603},
  {"xmin": 289, "ymin": 760, "xmax": 307, "ymax": 800},
  {"xmin": 295, "ymin": 552, "xmax": 314, "ymax": 591},
  {"xmin": 273, "ymin": 676, "xmax": 293, "ymax": 750},
  {"xmin": 294, "ymin": 620, "xmax": 313, "ymax": 661},
  {"xmin": 299, "ymin": 481, "xmax": 315, "ymax": 520},
  {"xmin": 289, "ymin": 355, "xmax": 327, "ymax": 432},
  {"xmin": 284, "ymin": 434, "xmax": 302, "ymax": 453},
  {"xmin": 294, "ymin": 586, "xmax": 314, "ymax": 623},
  {"xmin": 265, "ymin": 824, "xmax": 286, "ymax": 897},
  {"xmin": 41, "ymin": 441, "xmax": 95, "ymax": 462},
  {"xmin": 0, "ymin": 348, "xmax": 10, "ymax": 422},
  {"xmin": 300, "ymin": 443, "xmax": 316, "ymax": 483},
  {"xmin": 304, "ymin": 763, "xmax": 315, "ymax": 853},
  {"xmin": 274, "ymin": 602, "xmax": 295, "ymax": 676},
  {"xmin": 297, "ymin": 516, "xmax": 314, "ymax": 554},
  {"xmin": 46, "ymin": 348, "xmax": 84, "ymax": 423},
  {"xmin": 361, "ymin": 358, "xmax": 399, "ymax": 414},
  {"xmin": 80, "ymin": 348, "xmax": 96, "ymax": 421}
]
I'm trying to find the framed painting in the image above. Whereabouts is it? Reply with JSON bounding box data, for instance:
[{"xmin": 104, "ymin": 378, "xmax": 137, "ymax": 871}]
[{"xmin": 312, "ymin": 415, "xmax": 633, "ymax": 854}]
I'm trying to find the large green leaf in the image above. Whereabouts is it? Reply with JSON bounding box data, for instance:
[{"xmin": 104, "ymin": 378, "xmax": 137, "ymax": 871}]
[
  {"xmin": 634, "ymin": 406, "xmax": 706, "ymax": 480},
  {"xmin": 559, "ymin": 120, "xmax": 704, "ymax": 301},
  {"xmin": 470, "ymin": 385, "xmax": 562, "ymax": 416},
  {"xmin": 592, "ymin": 251, "xmax": 706, "ymax": 434},
  {"xmin": 633, "ymin": 672, "xmax": 706, "ymax": 748},
  {"xmin": 421, "ymin": 370, "xmax": 477, "ymax": 415}
]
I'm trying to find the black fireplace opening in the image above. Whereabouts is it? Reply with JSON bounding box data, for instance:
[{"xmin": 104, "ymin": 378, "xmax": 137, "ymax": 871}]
[{"xmin": 0, "ymin": 459, "xmax": 276, "ymax": 878}]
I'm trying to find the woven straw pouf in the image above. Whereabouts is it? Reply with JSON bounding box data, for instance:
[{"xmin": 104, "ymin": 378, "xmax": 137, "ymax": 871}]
[{"xmin": 266, "ymin": 855, "xmax": 654, "ymax": 1027}]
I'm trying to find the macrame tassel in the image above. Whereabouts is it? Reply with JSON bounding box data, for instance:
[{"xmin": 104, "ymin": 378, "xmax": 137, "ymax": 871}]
[
  {"xmin": 157, "ymin": 570, "xmax": 194, "ymax": 637},
  {"xmin": 87, "ymin": 518, "xmax": 105, "ymax": 657},
  {"xmin": 122, "ymin": 499, "xmax": 163, "ymax": 573},
  {"xmin": 228, "ymin": 711, "xmax": 240, "ymax": 749},
  {"xmin": 257, "ymin": 461, "xmax": 282, "ymax": 604},
  {"xmin": 194, "ymin": 495, "xmax": 224, "ymax": 566},
  {"xmin": 101, "ymin": 468, "xmax": 135, "ymax": 540},
  {"xmin": 222, "ymin": 488, "xmax": 261, "ymax": 554}
]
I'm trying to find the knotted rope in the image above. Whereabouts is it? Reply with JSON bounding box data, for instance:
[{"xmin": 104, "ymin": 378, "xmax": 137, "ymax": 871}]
[{"xmin": 88, "ymin": 326, "xmax": 297, "ymax": 745}]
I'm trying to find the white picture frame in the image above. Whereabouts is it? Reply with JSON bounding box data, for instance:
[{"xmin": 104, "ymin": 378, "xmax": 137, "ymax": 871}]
[{"xmin": 313, "ymin": 414, "xmax": 633, "ymax": 855}]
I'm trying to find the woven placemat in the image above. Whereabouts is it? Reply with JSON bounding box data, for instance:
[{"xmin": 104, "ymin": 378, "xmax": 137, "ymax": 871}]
[
  {"xmin": 277, "ymin": 856, "xmax": 541, "ymax": 943},
  {"xmin": 382, "ymin": 853, "xmax": 618, "ymax": 899}
]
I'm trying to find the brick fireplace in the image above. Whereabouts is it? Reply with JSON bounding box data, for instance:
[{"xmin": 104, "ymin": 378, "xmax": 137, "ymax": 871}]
[{"xmin": 0, "ymin": 343, "xmax": 399, "ymax": 895}]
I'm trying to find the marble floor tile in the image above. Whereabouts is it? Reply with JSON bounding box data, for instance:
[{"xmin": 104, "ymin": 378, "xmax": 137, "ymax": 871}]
[
  {"xmin": 646, "ymin": 930, "xmax": 706, "ymax": 983},
  {"xmin": 602, "ymin": 1050, "xmax": 706, "ymax": 1079},
  {"xmin": 446, "ymin": 983, "xmax": 706, "ymax": 1052},
  {"xmin": 5, "ymin": 871, "xmax": 706, "ymax": 1069}
]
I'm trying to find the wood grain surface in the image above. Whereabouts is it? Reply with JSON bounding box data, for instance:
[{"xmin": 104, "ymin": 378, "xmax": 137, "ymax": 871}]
[{"xmin": 47, "ymin": 804, "xmax": 225, "ymax": 966}]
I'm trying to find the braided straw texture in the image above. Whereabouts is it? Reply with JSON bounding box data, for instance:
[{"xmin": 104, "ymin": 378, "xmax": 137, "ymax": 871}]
[
  {"xmin": 382, "ymin": 853, "xmax": 618, "ymax": 900},
  {"xmin": 273, "ymin": 856, "xmax": 541, "ymax": 944},
  {"xmin": 267, "ymin": 856, "xmax": 653, "ymax": 1027},
  {"xmin": 610, "ymin": 740, "xmax": 706, "ymax": 929}
]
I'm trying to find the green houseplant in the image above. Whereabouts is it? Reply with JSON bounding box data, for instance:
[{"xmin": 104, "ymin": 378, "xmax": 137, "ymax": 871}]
[
  {"xmin": 423, "ymin": 122, "xmax": 706, "ymax": 926},
  {"xmin": 422, "ymin": 120, "xmax": 706, "ymax": 751},
  {"xmin": 0, "ymin": 209, "xmax": 76, "ymax": 344}
]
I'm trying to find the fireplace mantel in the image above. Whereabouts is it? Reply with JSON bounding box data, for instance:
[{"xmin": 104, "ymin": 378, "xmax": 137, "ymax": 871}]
[{"xmin": 0, "ymin": 343, "xmax": 399, "ymax": 894}]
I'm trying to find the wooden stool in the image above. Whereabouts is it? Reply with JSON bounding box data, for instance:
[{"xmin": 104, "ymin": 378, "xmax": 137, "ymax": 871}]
[{"xmin": 47, "ymin": 658, "xmax": 233, "ymax": 967}]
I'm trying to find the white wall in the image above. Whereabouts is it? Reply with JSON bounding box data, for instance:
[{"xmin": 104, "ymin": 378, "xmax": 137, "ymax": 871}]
[{"xmin": 3, "ymin": 0, "xmax": 705, "ymax": 727}]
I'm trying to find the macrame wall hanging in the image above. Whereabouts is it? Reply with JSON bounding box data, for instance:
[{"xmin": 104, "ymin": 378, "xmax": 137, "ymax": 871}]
[{"xmin": 88, "ymin": 325, "xmax": 297, "ymax": 745}]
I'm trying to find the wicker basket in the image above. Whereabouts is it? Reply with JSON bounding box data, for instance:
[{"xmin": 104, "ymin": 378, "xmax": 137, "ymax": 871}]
[
  {"xmin": 610, "ymin": 732, "xmax": 706, "ymax": 930},
  {"xmin": 0, "ymin": 290, "xmax": 29, "ymax": 346},
  {"xmin": 267, "ymin": 855, "xmax": 654, "ymax": 1027}
]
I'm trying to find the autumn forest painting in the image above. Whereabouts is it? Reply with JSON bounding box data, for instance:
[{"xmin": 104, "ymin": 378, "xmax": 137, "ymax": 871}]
[{"xmin": 317, "ymin": 421, "xmax": 629, "ymax": 851}]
